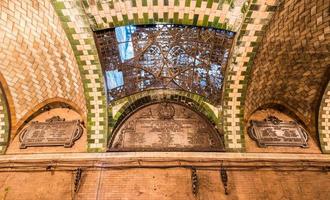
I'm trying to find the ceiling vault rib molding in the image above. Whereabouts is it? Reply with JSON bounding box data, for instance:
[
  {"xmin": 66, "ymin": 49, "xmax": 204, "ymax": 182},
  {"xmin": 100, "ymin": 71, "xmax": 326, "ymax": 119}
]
[
  {"xmin": 51, "ymin": 0, "xmax": 108, "ymax": 152},
  {"xmin": 319, "ymin": 81, "xmax": 330, "ymax": 153},
  {"xmin": 222, "ymin": 0, "xmax": 279, "ymax": 151},
  {"xmin": 0, "ymin": 84, "xmax": 10, "ymax": 154},
  {"xmin": 82, "ymin": 0, "xmax": 247, "ymax": 32}
]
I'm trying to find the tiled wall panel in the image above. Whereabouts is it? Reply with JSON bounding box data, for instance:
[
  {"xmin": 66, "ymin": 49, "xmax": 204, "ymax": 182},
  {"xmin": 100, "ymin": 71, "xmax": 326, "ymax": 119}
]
[
  {"xmin": 51, "ymin": 0, "xmax": 108, "ymax": 151},
  {"xmin": 245, "ymin": 0, "xmax": 330, "ymax": 138},
  {"xmin": 0, "ymin": 0, "xmax": 86, "ymax": 126}
]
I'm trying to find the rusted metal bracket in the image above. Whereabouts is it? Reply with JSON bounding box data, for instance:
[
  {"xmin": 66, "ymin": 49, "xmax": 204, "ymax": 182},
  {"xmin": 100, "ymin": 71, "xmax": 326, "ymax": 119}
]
[{"xmin": 220, "ymin": 165, "xmax": 229, "ymax": 195}]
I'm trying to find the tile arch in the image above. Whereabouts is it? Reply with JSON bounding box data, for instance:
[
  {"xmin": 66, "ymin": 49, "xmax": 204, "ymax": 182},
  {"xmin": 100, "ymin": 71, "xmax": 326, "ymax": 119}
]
[
  {"xmin": 319, "ymin": 81, "xmax": 330, "ymax": 153},
  {"xmin": 222, "ymin": 0, "xmax": 280, "ymax": 152},
  {"xmin": 10, "ymin": 97, "xmax": 86, "ymax": 144},
  {"xmin": 0, "ymin": 73, "xmax": 16, "ymax": 129},
  {"xmin": 0, "ymin": 76, "xmax": 10, "ymax": 154},
  {"xmin": 108, "ymin": 89, "xmax": 224, "ymax": 149},
  {"xmin": 52, "ymin": 0, "xmax": 281, "ymax": 152},
  {"xmin": 83, "ymin": 0, "xmax": 248, "ymax": 32}
]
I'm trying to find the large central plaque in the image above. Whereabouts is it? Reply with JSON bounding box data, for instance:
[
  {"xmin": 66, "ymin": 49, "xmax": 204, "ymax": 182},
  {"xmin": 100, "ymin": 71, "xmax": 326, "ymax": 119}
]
[
  {"xmin": 19, "ymin": 116, "xmax": 83, "ymax": 149},
  {"xmin": 109, "ymin": 103, "xmax": 224, "ymax": 151}
]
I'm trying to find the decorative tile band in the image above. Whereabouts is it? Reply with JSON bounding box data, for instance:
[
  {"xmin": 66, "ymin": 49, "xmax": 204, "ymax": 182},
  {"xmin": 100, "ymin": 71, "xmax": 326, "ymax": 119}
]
[
  {"xmin": 83, "ymin": 0, "xmax": 248, "ymax": 31},
  {"xmin": 51, "ymin": 0, "xmax": 108, "ymax": 152},
  {"xmin": 0, "ymin": 86, "xmax": 10, "ymax": 154},
  {"xmin": 222, "ymin": 0, "xmax": 279, "ymax": 152},
  {"xmin": 319, "ymin": 81, "xmax": 330, "ymax": 153}
]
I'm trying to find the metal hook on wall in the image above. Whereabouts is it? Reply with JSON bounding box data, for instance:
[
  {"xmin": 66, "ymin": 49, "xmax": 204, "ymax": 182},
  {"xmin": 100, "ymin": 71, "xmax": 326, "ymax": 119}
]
[{"xmin": 220, "ymin": 164, "xmax": 229, "ymax": 195}]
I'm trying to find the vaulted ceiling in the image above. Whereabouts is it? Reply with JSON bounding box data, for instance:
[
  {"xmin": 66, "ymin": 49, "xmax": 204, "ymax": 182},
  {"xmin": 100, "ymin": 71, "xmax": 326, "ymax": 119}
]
[{"xmin": 0, "ymin": 0, "xmax": 329, "ymax": 152}]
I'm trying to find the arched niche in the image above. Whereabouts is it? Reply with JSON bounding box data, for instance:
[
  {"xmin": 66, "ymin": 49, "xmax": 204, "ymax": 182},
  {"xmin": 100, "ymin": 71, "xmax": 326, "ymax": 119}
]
[
  {"xmin": 6, "ymin": 102, "xmax": 87, "ymax": 154},
  {"xmin": 245, "ymin": 107, "xmax": 321, "ymax": 153},
  {"xmin": 108, "ymin": 102, "xmax": 224, "ymax": 152}
]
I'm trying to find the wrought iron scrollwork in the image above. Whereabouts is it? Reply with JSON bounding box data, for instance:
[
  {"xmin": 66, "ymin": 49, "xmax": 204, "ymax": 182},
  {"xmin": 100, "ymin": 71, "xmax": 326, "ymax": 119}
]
[{"xmin": 94, "ymin": 25, "xmax": 234, "ymax": 104}]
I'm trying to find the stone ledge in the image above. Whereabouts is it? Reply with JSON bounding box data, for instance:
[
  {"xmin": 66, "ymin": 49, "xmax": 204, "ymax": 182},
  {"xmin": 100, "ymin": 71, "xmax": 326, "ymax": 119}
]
[{"xmin": 0, "ymin": 152, "xmax": 329, "ymax": 171}]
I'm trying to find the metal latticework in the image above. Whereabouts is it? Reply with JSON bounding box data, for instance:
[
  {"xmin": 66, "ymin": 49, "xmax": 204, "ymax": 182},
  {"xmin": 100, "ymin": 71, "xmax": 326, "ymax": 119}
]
[{"xmin": 94, "ymin": 25, "xmax": 234, "ymax": 104}]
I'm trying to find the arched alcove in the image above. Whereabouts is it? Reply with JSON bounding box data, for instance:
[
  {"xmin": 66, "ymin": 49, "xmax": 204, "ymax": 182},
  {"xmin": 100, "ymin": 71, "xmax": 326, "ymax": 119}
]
[
  {"xmin": 108, "ymin": 102, "xmax": 224, "ymax": 151},
  {"xmin": 245, "ymin": 105, "xmax": 321, "ymax": 153},
  {"xmin": 6, "ymin": 100, "xmax": 87, "ymax": 154}
]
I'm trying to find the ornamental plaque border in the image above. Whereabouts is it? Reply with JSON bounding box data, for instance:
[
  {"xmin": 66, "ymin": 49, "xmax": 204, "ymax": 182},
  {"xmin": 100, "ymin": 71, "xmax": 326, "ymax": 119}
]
[
  {"xmin": 19, "ymin": 116, "xmax": 83, "ymax": 149},
  {"xmin": 248, "ymin": 116, "xmax": 308, "ymax": 148}
]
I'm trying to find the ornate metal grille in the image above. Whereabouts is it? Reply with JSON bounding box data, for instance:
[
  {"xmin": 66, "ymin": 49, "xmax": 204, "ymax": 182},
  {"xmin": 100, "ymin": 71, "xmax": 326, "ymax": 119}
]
[{"xmin": 94, "ymin": 25, "xmax": 234, "ymax": 104}]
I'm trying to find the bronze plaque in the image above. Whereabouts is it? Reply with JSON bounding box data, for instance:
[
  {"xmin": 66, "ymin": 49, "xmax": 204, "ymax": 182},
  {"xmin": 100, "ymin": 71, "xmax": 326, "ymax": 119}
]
[
  {"xmin": 248, "ymin": 116, "xmax": 308, "ymax": 148},
  {"xmin": 109, "ymin": 103, "xmax": 224, "ymax": 151},
  {"xmin": 19, "ymin": 116, "xmax": 83, "ymax": 149}
]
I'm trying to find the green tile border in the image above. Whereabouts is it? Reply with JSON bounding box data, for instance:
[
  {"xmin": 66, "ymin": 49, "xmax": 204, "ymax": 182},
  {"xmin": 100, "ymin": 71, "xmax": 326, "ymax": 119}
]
[
  {"xmin": 318, "ymin": 81, "xmax": 330, "ymax": 153},
  {"xmin": 83, "ymin": 0, "xmax": 247, "ymax": 32},
  {"xmin": 51, "ymin": 0, "xmax": 108, "ymax": 152},
  {"xmin": 0, "ymin": 85, "xmax": 10, "ymax": 154},
  {"xmin": 222, "ymin": 0, "xmax": 279, "ymax": 152}
]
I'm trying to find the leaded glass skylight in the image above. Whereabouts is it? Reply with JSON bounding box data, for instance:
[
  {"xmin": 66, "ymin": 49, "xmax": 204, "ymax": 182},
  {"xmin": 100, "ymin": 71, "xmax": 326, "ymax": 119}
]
[{"xmin": 94, "ymin": 24, "xmax": 235, "ymax": 104}]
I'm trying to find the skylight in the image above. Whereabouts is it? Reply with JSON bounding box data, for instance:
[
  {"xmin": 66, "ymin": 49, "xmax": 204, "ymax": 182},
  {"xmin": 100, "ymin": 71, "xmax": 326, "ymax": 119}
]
[{"xmin": 94, "ymin": 24, "xmax": 235, "ymax": 104}]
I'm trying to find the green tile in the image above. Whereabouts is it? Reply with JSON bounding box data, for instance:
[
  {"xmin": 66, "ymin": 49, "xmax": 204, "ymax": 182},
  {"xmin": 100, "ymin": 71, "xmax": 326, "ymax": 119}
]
[
  {"xmin": 164, "ymin": 12, "xmax": 169, "ymax": 21},
  {"xmin": 53, "ymin": 1, "xmax": 65, "ymax": 10},
  {"xmin": 193, "ymin": 14, "xmax": 199, "ymax": 25},
  {"xmin": 173, "ymin": 12, "xmax": 179, "ymax": 24},
  {"xmin": 183, "ymin": 13, "xmax": 190, "ymax": 24},
  {"xmin": 133, "ymin": 13, "xmax": 139, "ymax": 24},
  {"xmin": 196, "ymin": 0, "xmax": 202, "ymax": 8},
  {"xmin": 97, "ymin": 0, "xmax": 103, "ymax": 10},
  {"xmin": 207, "ymin": 0, "xmax": 213, "ymax": 8},
  {"xmin": 112, "ymin": 16, "xmax": 119, "ymax": 26},
  {"xmin": 153, "ymin": 13, "xmax": 159, "ymax": 21},
  {"xmin": 202, "ymin": 15, "xmax": 209, "ymax": 26},
  {"xmin": 131, "ymin": 0, "xmax": 137, "ymax": 7},
  {"xmin": 122, "ymin": 15, "xmax": 129, "ymax": 24},
  {"xmin": 108, "ymin": 0, "xmax": 114, "ymax": 9},
  {"xmin": 185, "ymin": 0, "xmax": 191, "ymax": 7},
  {"xmin": 82, "ymin": 0, "xmax": 89, "ymax": 8}
]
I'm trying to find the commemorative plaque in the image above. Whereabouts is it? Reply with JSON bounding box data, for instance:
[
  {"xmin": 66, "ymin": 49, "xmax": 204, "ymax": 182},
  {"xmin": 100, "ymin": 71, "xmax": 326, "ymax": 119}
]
[
  {"xmin": 109, "ymin": 103, "xmax": 224, "ymax": 151},
  {"xmin": 248, "ymin": 116, "xmax": 308, "ymax": 148},
  {"xmin": 19, "ymin": 116, "xmax": 83, "ymax": 149}
]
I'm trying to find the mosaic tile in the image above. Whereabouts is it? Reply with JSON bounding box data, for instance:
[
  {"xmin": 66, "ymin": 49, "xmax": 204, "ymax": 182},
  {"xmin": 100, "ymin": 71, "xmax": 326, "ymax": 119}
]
[
  {"xmin": 82, "ymin": 0, "xmax": 247, "ymax": 32},
  {"xmin": 319, "ymin": 82, "xmax": 330, "ymax": 153},
  {"xmin": 244, "ymin": 0, "xmax": 330, "ymax": 150},
  {"xmin": 51, "ymin": 0, "xmax": 108, "ymax": 152},
  {"xmin": 0, "ymin": 86, "xmax": 9, "ymax": 154},
  {"xmin": 222, "ymin": 0, "xmax": 279, "ymax": 151},
  {"xmin": 0, "ymin": 0, "xmax": 86, "ymax": 127}
]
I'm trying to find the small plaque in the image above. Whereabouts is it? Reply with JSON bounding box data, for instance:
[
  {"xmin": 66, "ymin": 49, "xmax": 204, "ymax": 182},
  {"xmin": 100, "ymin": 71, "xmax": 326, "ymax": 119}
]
[
  {"xmin": 248, "ymin": 116, "xmax": 308, "ymax": 148},
  {"xmin": 19, "ymin": 116, "xmax": 83, "ymax": 149}
]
